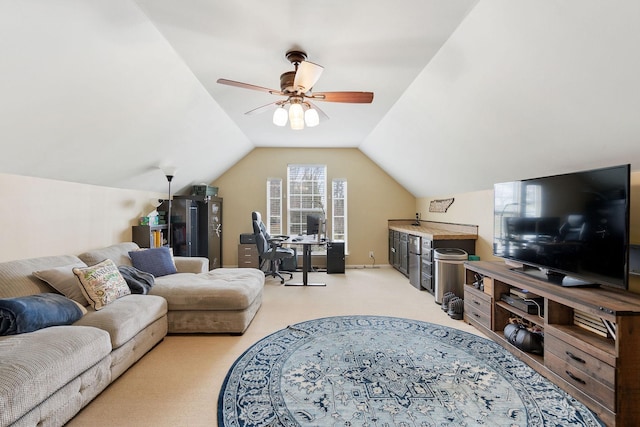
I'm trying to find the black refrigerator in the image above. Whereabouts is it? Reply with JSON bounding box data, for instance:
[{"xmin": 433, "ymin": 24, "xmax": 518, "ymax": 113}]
[{"xmin": 159, "ymin": 195, "xmax": 223, "ymax": 270}]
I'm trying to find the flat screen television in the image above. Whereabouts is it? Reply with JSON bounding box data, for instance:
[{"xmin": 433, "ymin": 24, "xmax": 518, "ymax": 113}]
[{"xmin": 493, "ymin": 164, "xmax": 630, "ymax": 289}]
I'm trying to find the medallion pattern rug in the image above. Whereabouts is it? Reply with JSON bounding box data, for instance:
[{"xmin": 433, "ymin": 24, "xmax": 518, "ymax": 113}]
[{"xmin": 218, "ymin": 316, "xmax": 602, "ymax": 426}]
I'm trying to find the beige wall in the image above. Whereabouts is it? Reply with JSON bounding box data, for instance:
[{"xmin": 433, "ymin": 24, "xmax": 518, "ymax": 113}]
[
  {"xmin": 211, "ymin": 148, "xmax": 415, "ymax": 266},
  {"xmin": 0, "ymin": 173, "xmax": 163, "ymax": 262},
  {"xmin": 418, "ymin": 171, "xmax": 640, "ymax": 293}
]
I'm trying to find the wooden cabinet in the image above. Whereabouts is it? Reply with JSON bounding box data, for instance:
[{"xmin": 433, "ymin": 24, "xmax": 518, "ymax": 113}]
[
  {"xmin": 464, "ymin": 261, "xmax": 640, "ymax": 427},
  {"xmin": 238, "ymin": 244, "xmax": 259, "ymax": 268}
]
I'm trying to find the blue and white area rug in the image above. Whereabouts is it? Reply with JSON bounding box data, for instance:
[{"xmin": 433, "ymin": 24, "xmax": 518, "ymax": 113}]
[{"xmin": 218, "ymin": 315, "xmax": 602, "ymax": 426}]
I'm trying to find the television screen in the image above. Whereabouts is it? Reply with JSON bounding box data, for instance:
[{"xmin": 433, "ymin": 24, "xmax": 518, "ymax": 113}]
[{"xmin": 493, "ymin": 164, "xmax": 630, "ymax": 289}]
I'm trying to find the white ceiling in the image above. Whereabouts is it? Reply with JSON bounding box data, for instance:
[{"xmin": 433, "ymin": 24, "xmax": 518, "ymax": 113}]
[{"xmin": 1, "ymin": 1, "xmax": 639, "ymax": 198}]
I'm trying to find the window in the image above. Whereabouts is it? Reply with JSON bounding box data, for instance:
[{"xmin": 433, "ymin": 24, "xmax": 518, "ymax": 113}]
[
  {"xmin": 266, "ymin": 166, "xmax": 348, "ymax": 250},
  {"xmin": 287, "ymin": 165, "xmax": 326, "ymax": 236},
  {"xmin": 266, "ymin": 178, "xmax": 282, "ymax": 235},
  {"xmin": 332, "ymin": 179, "xmax": 347, "ymax": 250}
]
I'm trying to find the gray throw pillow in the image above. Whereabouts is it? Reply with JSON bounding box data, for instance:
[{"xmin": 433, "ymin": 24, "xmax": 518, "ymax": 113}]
[{"xmin": 33, "ymin": 262, "xmax": 89, "ymax": 306}]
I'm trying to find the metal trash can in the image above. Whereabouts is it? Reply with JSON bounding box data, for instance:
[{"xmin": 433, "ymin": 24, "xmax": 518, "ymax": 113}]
[{"xmin": 434, "ymin": 248, "xmax": 468, "ymax": 304}]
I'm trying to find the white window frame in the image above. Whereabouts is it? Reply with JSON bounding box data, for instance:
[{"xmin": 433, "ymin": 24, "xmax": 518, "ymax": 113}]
[
  {"xmin": 286, "ymin": 164, "xmax": 327, "ymax": 238},
  {"xmin": 332, "ymin": 178, "xmax": 348, "ymax": 252},
  {"xmin": 266, "ymin": 178, "xmax": 282, "ymax": 235}
]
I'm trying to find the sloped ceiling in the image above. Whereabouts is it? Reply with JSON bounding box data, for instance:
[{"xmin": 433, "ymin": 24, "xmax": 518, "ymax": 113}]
[{"xmin": 1, "ymin": 1, "xmax": 639, "ymax": 197}]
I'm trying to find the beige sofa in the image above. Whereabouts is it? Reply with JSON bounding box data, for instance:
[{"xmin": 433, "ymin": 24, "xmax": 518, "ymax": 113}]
[
  {"xmin": 77, "ymin": 242, "xmax": 265, "ymax": 334},
  {"xmin": 0, "ymin": 242, "xmax": 264, "ymax": 427}
]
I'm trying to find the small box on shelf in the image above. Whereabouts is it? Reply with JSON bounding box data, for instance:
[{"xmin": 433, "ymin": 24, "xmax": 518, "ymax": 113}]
[
  {"xmin": 483, "ymin": 277, "xmax": 493, "ymax": 296},
  {"xmin": 139, "ymin": 216, "xmax": 159, "ymax": 226}
]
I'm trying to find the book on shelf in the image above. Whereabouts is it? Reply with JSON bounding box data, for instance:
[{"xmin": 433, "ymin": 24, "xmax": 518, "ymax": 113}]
[
  {"xmin": 573, "ymin": 309, "xmax": 615, "ymax": 339},
  {"xmin": 152, "ymin": 230, "xmax": 163, "ymax": 248}
]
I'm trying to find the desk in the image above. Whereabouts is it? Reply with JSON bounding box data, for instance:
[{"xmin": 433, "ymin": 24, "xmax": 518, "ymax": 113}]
[{"xmin": 284, "ymin": 237, "xmax": 327, "ymax": 286}]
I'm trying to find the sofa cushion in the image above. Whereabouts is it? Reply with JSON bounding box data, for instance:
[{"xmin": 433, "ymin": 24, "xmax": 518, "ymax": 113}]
[
  {"xmin": 77, "ymin": 242, "xmax": 140, "ymax": 268},
  {"xmin": 128, "ymin": 247, "xmax": 177, "ymax": 277},
  {"xmin": 74, "ymin": 294, "xmax": 167, "ymax": 349},
  {"xmin": 0, "ymin": 325, "xmax": 112, "ymax": 427},
  {"xmin": 0, "ymin": 293, "xmax": 84, "ymax": 336},
  {"xmin": 33, "ymin": 261, "xmax": 89, "ymax": 305},
  {"xmin": 73, "ymin": 259, "xmax": 131, "ymax": 310},
  {"xmin": 151, "ymin": 268, "xmax": 264, "ymax": 311},
  {"xmin": 0, "ymin": 255, "xmax": 84, "ymax": 299}
]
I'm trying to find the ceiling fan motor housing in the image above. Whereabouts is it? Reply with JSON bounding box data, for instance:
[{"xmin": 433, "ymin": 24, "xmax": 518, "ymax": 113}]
[{"xmin": 280, "ymin": 71, "xmax": 296, "ymax": 93}]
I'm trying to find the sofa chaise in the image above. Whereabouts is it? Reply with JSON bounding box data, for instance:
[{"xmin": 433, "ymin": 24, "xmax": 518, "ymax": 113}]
[{"xmin": 0, "ymin": 242, "xmax": 264, "ymax": 427}]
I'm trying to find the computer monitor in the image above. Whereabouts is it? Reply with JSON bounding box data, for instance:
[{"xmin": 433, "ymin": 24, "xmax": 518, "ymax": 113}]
[{"xmin": 306, "ymin": 214, "xmax": 321, "ymax": 237}]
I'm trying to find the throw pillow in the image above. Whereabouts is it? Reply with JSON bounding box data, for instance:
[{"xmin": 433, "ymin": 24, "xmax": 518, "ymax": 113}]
[
  {"xmin": 73, "ymin": 259, "xmax": 131, "ymax": 310},
  {"xmin": 128, "ymin": 247, "xmax": 177, "ymax": 277},
  {"xmin": 0, "ymin": 293, "xmax": 84, "ymax": 336},
  {"xmin": 33, "ymin": 262, "xmax": 89, "ymax": 306}
]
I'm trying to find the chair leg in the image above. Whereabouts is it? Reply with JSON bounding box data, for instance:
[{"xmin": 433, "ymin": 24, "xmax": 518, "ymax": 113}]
[{"xmin": 261, "ymin": 259, "xmax": 292, "ymax": 284}]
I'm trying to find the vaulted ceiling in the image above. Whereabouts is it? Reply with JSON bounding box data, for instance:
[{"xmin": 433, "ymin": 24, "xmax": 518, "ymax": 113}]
[{"xmin": 1, "ymin": 1, "xmax": 639, "ymax": 198}]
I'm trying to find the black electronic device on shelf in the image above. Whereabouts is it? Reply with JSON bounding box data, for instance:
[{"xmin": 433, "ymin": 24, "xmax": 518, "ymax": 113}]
[{"xmin": 500, "ymin": 293, "xmax": 544, "ymax": 316}]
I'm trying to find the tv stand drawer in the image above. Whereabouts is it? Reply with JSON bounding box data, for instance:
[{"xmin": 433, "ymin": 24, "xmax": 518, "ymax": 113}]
[
  {"xmin": 545, "ymin": 351, "xmax": 615, "ymax": 411},
  {"xmin": 545, "ymin": 333, "xmax": 615, "ymax": 389}
]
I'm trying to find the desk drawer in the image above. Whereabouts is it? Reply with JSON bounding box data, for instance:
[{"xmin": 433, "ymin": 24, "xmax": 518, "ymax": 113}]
[{"xmin": 238, "ymin": 244, "xmax": 259, "ymax": 268}]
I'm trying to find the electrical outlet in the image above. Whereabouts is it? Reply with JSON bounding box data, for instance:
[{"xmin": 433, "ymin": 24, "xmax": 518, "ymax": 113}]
[{"xmin": 369, "ymin": 251, "xmax": 374, "ymax": 258}]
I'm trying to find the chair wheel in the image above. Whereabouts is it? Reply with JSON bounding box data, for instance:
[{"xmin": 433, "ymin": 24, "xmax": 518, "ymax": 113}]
[{"xmin": 280, "ymin": 279, "xmax": 285, "ymax": 284}]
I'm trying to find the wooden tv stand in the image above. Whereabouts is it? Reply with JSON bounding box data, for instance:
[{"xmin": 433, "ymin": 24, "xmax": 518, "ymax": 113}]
[{"xmin": 464, "ymin": 261, "xmax": 640, "ymax": 427}]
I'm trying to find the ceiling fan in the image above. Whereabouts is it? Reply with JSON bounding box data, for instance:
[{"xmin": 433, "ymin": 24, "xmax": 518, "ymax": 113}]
[{"xmin": 217, "ymin": 50, "xmax": 374, "ymax": 129}]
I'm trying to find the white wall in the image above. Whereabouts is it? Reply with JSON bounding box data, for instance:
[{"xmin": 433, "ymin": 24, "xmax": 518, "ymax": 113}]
[{"xmin": 0, "ymin": 173, "xmax": 162, "ymax": 262}]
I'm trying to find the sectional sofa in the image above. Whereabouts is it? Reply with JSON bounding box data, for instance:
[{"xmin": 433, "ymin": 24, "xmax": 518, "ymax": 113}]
[{"xmin": 0, "ymin": 242, "xmax": 264, "ymax": 427}]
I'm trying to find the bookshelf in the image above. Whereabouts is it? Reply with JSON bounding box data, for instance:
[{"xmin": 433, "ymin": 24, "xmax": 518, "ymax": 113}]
[{"xmin": 132, "ymin": 224, "xmax": 168, "ymax": 248}]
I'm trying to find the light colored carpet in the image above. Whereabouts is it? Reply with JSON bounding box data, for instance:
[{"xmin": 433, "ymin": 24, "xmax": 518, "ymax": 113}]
[{"xmin": 68, "ymin": 266, "xmax": 481, "ymax": 427}]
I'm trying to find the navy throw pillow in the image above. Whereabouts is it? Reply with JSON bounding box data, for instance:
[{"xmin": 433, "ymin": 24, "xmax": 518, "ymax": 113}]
[{"xmin": 128, "ymin": 247, "xmax": 177, "ymax": 277}]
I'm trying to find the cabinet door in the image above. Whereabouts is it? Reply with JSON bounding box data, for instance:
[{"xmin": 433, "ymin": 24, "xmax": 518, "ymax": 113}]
[
  {"xmin": 206, "ymin": 197, "xmax": 223, "ymax": 269},
  {"xmin": 399, "ymin": 233, "xmax": 408, "ymax": 275},
  {"xmin": 392, "ymin": 231, "xmax": 400, "ymax": 268}
]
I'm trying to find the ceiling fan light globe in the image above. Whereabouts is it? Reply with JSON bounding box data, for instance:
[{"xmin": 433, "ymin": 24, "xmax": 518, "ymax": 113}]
[
  {"xmin": 273, "ymin": 107, "xmax": 288, "ymax": 126},
  {"xmin": 305, "ymin": 108, "xmax": 320, "ymax": 127},
  {"xmin": 289, "ymin": 103, "xmax": 305, "ymax": 130}
]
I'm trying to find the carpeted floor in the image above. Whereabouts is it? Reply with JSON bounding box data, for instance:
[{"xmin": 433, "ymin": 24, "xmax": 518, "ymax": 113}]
[{"xmin": 219, "ymin": 315, "xmax": 602, "ymax": 426}]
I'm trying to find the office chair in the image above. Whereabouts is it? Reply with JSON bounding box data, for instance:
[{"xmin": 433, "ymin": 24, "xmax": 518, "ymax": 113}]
[{"xmin": 252, "ymin": 211, "xmax": 294, "ymax": 284}]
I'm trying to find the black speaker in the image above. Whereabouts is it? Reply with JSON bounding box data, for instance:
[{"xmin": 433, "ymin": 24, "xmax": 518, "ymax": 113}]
[{"xmin": 326, "ymin": 241, "xmax": 345, "ymax": 274}]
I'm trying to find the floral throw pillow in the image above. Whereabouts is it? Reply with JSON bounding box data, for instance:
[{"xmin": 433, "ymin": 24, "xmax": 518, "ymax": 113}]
[{"xmin": 72, "ymin": 259, "xmax": 131, "ymax": 310}]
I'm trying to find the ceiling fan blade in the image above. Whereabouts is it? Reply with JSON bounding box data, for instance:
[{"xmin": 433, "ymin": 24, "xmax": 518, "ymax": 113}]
[
  {"xmin": 309, "ymin": 91, "xmax": 374, "ymax": 103},
  {"xmin": 217, "ymin": 78, "xmax": 283, "ymax": 95},
  {"xmin": 293, "ymin": 61, "xmax": 324, "ymax": 93},
  {"xmin": 307, "ymin": 101, "xmax": 329, "ymax": 121},
  {"xmin": 244, "ymin": 100, "xmax": 286, "ymax": 116}
]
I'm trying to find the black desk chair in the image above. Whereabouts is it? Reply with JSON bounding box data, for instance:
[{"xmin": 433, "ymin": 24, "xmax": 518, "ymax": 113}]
[{"xmin": 252, "ymin": 211, "xmax": 294, "ymax": 284}]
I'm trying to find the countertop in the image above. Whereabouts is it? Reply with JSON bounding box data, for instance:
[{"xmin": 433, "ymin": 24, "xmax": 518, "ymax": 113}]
[{"xmin": 388, "ymin": 220, "xmax": 478, "ymax": 240}]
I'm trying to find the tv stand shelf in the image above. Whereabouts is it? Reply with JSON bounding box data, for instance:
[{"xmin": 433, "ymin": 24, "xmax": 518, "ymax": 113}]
[{"xmin": 464, "ymin": 261, "xmax": 640, "ymax": 427}]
